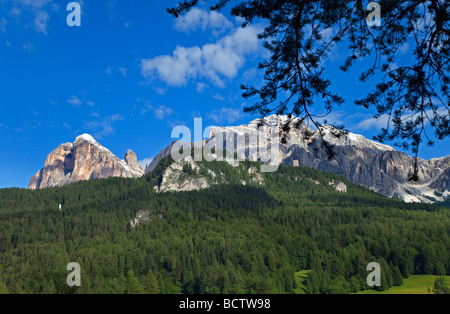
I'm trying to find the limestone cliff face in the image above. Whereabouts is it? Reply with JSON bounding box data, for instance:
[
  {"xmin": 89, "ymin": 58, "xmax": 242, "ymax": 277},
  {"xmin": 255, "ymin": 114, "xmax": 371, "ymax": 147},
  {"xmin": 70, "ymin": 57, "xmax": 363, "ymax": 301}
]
[
  {"xmin": 29, "ymin": 134, "xmax": 144, "ymax": 189},
  {"xmin": 147, "ymin": 115, "xmax": 450, "ymax": 203},
  {"xmin": 158, "ymin": 158, "xmax": 211, "ymax": 193},
  {"xmin": 29, "ymin": 143, "xmax": 74, "ymax": 190},
  {"xmin": 154, "ymin": 156, "xmax": 266, "ymax": 194}
]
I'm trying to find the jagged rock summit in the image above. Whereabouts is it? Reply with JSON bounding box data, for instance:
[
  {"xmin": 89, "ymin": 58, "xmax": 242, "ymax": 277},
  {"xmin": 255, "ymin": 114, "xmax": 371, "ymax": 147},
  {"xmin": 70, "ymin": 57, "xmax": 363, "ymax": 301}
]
[
  {"xmin": 146, "ymin": 114, "xmax": 450, "ymax": 203},
  {"xmin": 28, "ymin": 115, "xmax": 450, "ymax": 203},
  {"xmin": 29, "ymin": 134, "xmax": 144, "ymax": 190}
]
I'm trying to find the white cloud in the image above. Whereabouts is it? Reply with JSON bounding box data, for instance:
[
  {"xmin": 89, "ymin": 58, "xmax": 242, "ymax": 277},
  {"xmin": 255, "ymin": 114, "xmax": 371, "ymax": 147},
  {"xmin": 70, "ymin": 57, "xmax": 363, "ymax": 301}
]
[
  {"xmin": 153, "ymin": 105, "xmax": 173, "ymax": 120},
  {"xmin": 105, "ymin": 0, "xmax": 118, "ymax": 21},
  {"xmin": 83, "ymin": 114, "xmax": 124, "ymax": 139},
  {"xmin": 22, "ymin": 41, "xmax": 35, "ymax": 52},
  {"xmin": 398, "ymin": 42, "xmax": 410, "ymax": 54},
  {"xmin": 242, "ymin": 68, "xmax": 258, "ymax": 82},
  {"xmin": 320, "ymin": 27, "xmax": 335, "ymax": 42},
  {"xmin": 8, "ymin": 0, "xmax": 53, "ymax": 34},
  {"xmin": 140, "ymin": 103, "xmax": 173, "ymax": 120},
  {"xmin": 138, "ymin": 157, "xmax": 153, "ymax": 168},
  {"xmin": 355, "ymin": 106, "xmax": 449, "ymax": 132},
  {"xmin": 67, "ymin": 95, "xmax": 82, "ymax": 106},
  {"xmin": 142, "ymin": 45, "xmax": 202, "ymax": 87},
  {"xmin": 34, "ymin": 10, "xmax": 49, "ymax": 34},
  {"xmin": 14, "ymin": 0, "xmax": 53, "ymax": 9},
  {"xmin": 320, "ymin": 110, "xmax": 347, "ymax": 126},
  {"xmin": 309, "ymin": 110, "xmax": 389, "ymax": 132},
  {"xmin": 213, "ymin": 93, "xmax": 225, "ymax": 101},
  {"xmin": 141, "ymin": 25, "xmax": 261, "ymax": 87},
  {"xmin": 106, "ymin": 67, "xmax": 112, "ymax": 75},
  {"xmin": 208, "ymin": 107, "xmax": 243, "ymax": 124},
  {"xmin": 50, "ymin": 3, "xmax": 60, "ymax": 12},
  {"xmin": 174, "ymin": 8, "xmax": 233, "ymax": 34},
  {"xmin": 139, "ymin": 101, "xmax": 152, "ymax": 115},
  {"xmin": 118, "ymin": 67, "xmax": 127, "ymax": 77},
  {"xmin": 9, "ymin": 7, "xmax": 21, "ymax": 17},
  {"xmin": 0, "ymin": 18, "xmax": 7, "ymax": 32},
  {"xmin": 153, "ymin": 87, "xmax": 167, "ymax": 95},
  {"xmin": 196, "ymin": 82, "xmax": 207, "ymax": 93},
  {"xmin": 355, "ymin": 114, "xmax": 393, "ymax": 131},
  {"xmin": 87, "ymin": 101, "xmax": 95, "ymax": 107}
]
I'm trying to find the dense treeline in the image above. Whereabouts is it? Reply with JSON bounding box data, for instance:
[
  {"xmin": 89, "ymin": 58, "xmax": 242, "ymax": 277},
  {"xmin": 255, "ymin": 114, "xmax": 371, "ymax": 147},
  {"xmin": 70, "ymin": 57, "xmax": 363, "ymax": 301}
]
[
  {"xmin": 434, "ymin": 277, "xmax": 450, "ymax": 294},
  {"xmin": 0, "ymin": 160, "xmax": 449, "ymax": 294}
]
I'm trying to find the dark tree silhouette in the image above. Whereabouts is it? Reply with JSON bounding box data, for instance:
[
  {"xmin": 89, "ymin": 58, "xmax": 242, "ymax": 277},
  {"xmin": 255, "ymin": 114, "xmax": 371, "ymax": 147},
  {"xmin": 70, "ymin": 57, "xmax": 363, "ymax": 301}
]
[{"xmin": 168, "ymin": 0, "xmax": 450, "ymax": 180}]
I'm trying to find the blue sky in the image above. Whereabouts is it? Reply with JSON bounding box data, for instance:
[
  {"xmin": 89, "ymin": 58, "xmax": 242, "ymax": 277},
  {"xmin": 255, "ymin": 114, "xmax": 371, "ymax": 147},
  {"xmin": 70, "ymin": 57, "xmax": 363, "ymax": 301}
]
[{"xmin": 0, "ymin": 0, "xmax": 449, "ymax": 188}]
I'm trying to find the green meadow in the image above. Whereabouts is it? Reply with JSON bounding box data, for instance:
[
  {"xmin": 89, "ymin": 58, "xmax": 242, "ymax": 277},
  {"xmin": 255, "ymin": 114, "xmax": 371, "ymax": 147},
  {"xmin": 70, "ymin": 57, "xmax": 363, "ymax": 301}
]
[
  {"xmin": 357, "ymin": 275, "xmax": 450, "ymax": 294},
  {"xmin": 295, "ymin": 272, "xmax": 449, "ymax": 294},
  {"xmin": 294, "ymin": 271, "xmax": 311, "ymax": 294}
]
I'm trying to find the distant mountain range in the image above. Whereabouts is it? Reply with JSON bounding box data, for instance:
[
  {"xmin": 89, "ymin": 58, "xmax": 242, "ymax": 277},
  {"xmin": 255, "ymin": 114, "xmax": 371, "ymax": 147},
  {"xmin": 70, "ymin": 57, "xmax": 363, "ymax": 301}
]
[{"xmin": 30, "ymin": 115, "xmax": 450, "ymax": 203}]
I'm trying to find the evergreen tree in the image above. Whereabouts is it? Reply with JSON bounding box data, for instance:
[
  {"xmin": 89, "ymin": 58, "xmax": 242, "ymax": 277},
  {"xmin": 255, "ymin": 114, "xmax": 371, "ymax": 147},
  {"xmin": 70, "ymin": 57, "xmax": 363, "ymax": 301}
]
[
  {"xmin": 0, "ymin": 282, "xmax": 8, "ymax": 295},
  {"xmin": 143, "ymin": 270, "xmax": 160, "ymax": 294},
  {"xmin": 7, "ymin": 279, "xmax": 20, "ymax": 295},
  {"xmin": 433, "ymin": 276, "xmax": 450, "ymax": 295},
  {"xmin": 392, "ymin": 265, "xmax": 403, "ymax": 287},
  {"xmin": 435, "ymin": 263, "xmax": 446, "ymax": 276},
  {"xmin": 375, "ymin": 259, "xmax": 392, "ymax": 291},
  {"xmin": 125, "ymin": 271, "xmax": 144, "ymax": 294},
  {"xmin": 348, "ymin": 276, "xmax": 360, "ymax": 293},
  {"xmin": 0, "ymin": 160, "xmax": 449, "ymax": 294}
]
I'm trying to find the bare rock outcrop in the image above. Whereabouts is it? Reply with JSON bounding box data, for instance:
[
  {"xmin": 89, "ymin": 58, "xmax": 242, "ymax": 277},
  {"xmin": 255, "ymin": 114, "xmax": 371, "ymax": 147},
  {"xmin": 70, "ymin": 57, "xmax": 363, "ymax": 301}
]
[
  {"xmin": 130, "ymin": 210, "xmax": 164, "ymax": 228},
  {"xmin": 329, "ymin": 180, "xmax": 348, "ymax": 193},
  {"xmin": 148, "ymin": 115, "xmax": 450, "ymax": 203},
  {"xmin": 29, "ymin": 134, "xmax": 144, "ymax": 189},
  {"xmin": 157, "ymin": 158, "xmax": 212, "ymax": 193}
]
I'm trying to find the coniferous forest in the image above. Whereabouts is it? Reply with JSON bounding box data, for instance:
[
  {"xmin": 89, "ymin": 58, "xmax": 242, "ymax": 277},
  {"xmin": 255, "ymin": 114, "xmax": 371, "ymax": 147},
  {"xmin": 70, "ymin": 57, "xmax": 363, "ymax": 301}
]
[{"xmin": 0, "ymin": 159, "xmax": 449, "ymax": 294}]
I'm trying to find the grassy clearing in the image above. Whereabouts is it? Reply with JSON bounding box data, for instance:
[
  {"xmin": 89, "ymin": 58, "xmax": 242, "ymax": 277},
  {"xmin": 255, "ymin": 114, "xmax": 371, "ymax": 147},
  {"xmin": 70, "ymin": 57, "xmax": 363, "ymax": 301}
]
[
  {"xmin": 295, "ymin": 272, "xmax": 449, "ymax": 294},
  {"xmin": 294, "ymin": 270, "xmax": 311, "ymax": 294},
  {"xmin": 357, "ymin": 275, "xmax": 450, "ymax": 294}
]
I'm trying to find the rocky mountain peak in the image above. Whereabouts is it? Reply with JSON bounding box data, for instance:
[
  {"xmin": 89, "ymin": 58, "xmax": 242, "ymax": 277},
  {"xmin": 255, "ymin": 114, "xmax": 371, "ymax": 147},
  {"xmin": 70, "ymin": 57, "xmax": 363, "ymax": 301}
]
[
  {"xmin": 124, "ymin": 149, "xmax": 138, "ymax": 164},
  {"xmin": 28, "ymin": 116, "xmax": 450, "ymax": 203},
  {"xmin": 147, "ymin": 115, "xmax": 450, "ymax": 203},
  {"xmin": 29, "ymin": 134, "xmax": 144, "ymax": 189},
  {"xmin": 75, "ymin": 133, "xmax": 97, "ymax": 144},
  {"xmin": 124, "ymin": 149, "xmax": 143, "ymax": 175},
  {"xmin": 314, "ymin": 125, "xmax": 395, "ymax": 152}
]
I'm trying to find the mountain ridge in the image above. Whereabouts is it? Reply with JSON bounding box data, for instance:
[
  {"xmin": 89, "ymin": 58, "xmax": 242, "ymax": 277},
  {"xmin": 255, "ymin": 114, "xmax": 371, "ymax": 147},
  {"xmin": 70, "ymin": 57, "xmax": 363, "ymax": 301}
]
[
  {"xmin": 29, "ymin": 115, "xmax": 450, "ymax": 203},
  {"xmin": 145, "ymin": 115, "xmax": 450, "ymax": 203}
]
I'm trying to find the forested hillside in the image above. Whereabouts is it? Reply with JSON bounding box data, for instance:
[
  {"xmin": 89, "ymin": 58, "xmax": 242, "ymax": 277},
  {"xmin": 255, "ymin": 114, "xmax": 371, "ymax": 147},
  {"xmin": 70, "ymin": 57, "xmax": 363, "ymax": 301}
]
[{"xmin": 0, "ymin": 159, "xmax": 449, "ymax": 294}]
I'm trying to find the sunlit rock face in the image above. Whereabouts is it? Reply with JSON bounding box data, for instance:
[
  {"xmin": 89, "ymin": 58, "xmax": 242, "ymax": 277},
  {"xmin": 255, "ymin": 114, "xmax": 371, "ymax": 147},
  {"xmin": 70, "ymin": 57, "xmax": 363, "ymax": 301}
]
[
  {"xmin": 29, "ymin": 134, "xmax": 144, "ymax": 190},
  {"xmin": 147, "ymin": 115, "xmax": 450, "ymax": 203}
]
